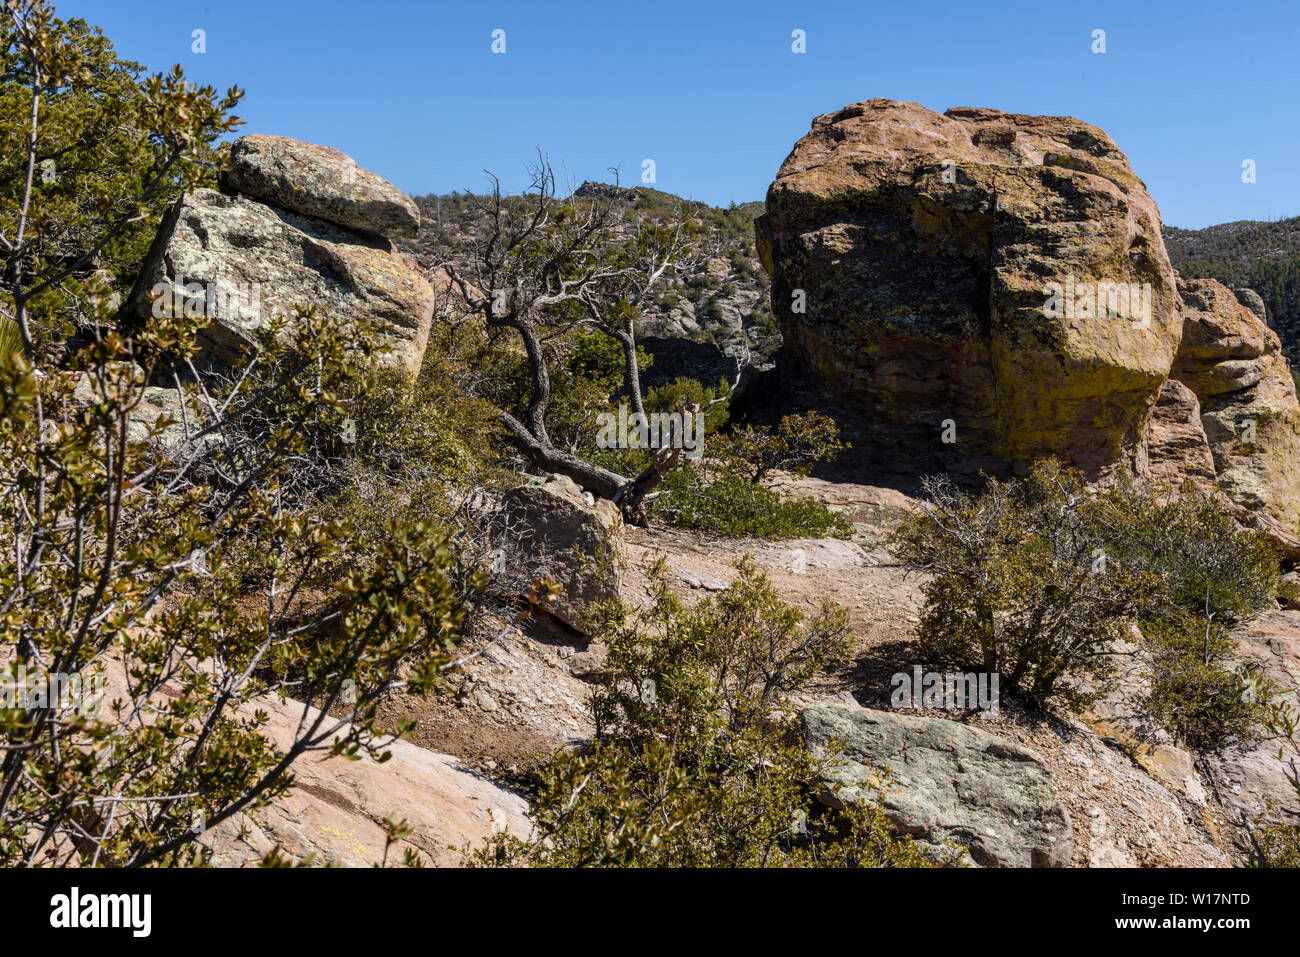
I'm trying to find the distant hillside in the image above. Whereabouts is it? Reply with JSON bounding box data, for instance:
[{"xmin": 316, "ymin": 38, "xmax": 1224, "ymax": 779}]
[
  {"xmin": 407, "ymin": 183, "xmax": 776, "ymax": 387},
  {"xmin": 1166, "ymin": 217, "xmax": 1300, "ymax": 364}
]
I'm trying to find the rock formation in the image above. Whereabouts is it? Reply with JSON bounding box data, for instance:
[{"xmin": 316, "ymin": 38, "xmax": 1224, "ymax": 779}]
[
  {"xmin": 206, "ymin": 694, "xmax": 530, "ymax": 867},
  {"xmin": 756, "ymin": 99, "xmax": 1180, "ymax": 480},
  {"xmin": 1141, "ymin": 379, "xmax": 1219, "ymax": 494},
  {"xmin": 757, "ymin": 99, "xmax": 1300, "ymax": 534},
  {"xmin": 223, "ymin": 134, "xmax": 421, "ymax": 239},
  {"xmin": 1168, "ymin": 277, "xmax": 1300, "ymax": 530},
  {"xmin": 800, "ymin": 700, "xmax": 1073, "ymax": 867},
  {"xmin": 88, "ymin": 649, "xmax": 528, "ymax": 867},
  {"xmin": 495, "ymin": 474, "xmax": 624, "ymax": 632},
  {"xmin": 128, "ymin": 135, "xmax": 434, "ymax": 374}
]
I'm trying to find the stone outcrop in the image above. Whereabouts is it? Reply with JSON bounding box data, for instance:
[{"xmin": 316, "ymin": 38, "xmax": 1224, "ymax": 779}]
[
  {"xmin": 223, "ymin": 134, "xmax": 420, "ymax": 239},
  {"xmin": 800, "ymin": 700, "xmax": 1073, "ymax": 867},
  {"xmin": 207, "ymin": 696, "xmax": 530, "ymax": 867},
  {"xmin": 1142, "ymin": 379, "xmax": 1219, "ymax": 493},
  {"xmin": 756, "ymin": 100, "xmax": 1300, "ymax": 535},
  {"xmin": 1168, "ymin": 278, "xmax": 1300, "ymax": 530},
  {"xmin": 495, "ymin": 475, "xmax": 623, "ymax": 631},
  {"xmin": 756, "ymin": 99, "xmax": 1180, "ymax": 479},
  {"xmin": 86, "ymin": 651, "xmax": 528, "ymax": 867},
  {"xmin": 129, "ymin": 136, "xmax": 433, "ymax": 374}
]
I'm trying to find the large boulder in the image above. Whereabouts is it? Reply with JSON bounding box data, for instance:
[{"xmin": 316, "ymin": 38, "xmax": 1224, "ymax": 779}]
[
  {"xmin": 800, "ymin": 701, "xmax": 1073, "ymax": 867},
  {"xmin": 128, "ymin": 188, "xmax": 434, "ymax": 373},
  {"xmin": 756, "ymin": 99, "xmax": 1180, "ymax": 479},
  {"xmin": 1171, "ymin": 278, "xmax": 1300, "ymax": 531},
  {"xmin": 495, "ymin": 475, "xmax": 623, "ymax": 631},
  {"xmin": 222, "ymin": 134, "xmax": 420, "ymax": 239}
]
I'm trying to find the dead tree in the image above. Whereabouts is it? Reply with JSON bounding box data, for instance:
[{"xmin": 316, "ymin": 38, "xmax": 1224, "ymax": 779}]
[{"xmin": 437, "ymin": 154, "xmax": 746, "ymax": 522}]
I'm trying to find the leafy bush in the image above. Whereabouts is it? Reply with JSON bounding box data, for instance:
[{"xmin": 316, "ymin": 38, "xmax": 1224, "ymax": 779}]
[
  {"xmin": 1247, "ymin": 687, "xmax": 1300, "ymax": 867},
  {"xmin": 645, "ymin": 374, "xmax": 733, "ymax": 428},
  {"xmin": 649, "ymin": 411, "xmax": 852, "ymax": 539},
  {"xmin": 715, "ymin": 410, "xmax": 847, "ymax": 485},
  {"xmin": 1104, "ymin": 487, "xmax": 1279, "ymax": 751},
  {"xmin": 471, "ymin": 559, "xmax": 944, "ymax": 868},
  {"xmin": 1, "ymin": 1, "xmax": 241, "ymax": 359},
  {"xmin": 654, "ymin": 468, "xmax": 852, "ymax": 539},
  {"xmin": 889, "ymin": 461, "xmax": 1155, "ymax": 710},
  {"xmin": 0, "ymin": 302, "xmax": 471, "ymax": 866},
  {"xmin": 890, "ymin": 460, "xmax": 1279, "ymax": 739}
]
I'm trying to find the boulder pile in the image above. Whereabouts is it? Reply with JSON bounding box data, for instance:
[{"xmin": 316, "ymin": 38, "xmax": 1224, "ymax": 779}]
[{"xmin": 128, "ymin": 134, "xmax": 434, "ymax": 374}]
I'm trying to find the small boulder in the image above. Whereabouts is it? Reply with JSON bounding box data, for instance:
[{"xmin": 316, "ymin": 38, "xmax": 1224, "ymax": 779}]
[
  {"xmin": 800, "ymin": 701, "xmax": 1073, "ymax": 867},
  {"xmin": 1231, "ymin": 285, "xmax": 1269, "ymax": 324},
  {"xmin": 495, "ymin": 475, "xmax": 623, "ymax": 631}
]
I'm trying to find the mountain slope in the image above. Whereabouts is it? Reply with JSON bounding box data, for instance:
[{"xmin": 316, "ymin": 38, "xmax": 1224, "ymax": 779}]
[{"xmin": 1166, "ymin": 217, "xmax": 1300, "ymax": 367}]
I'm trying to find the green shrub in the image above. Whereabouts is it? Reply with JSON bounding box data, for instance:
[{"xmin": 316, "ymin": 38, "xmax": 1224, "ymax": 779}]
[
  {"xmin": 645, "ymin": 374, "xmax": 733, "ymax": 428},
  {"xmin": 648, "ymin": 410, "xmax": 851, "ymax": 539},
  {"xmin": 1106, "ymin": 487, "xmax": 1279, "ymax": 751},
  {"xmin": 471, "ymin": 559, "xmax": 945, "ymax": 868},
  {"xmin": 715, "ymin": 410, "xmax": 847, "ymax": 485},
  {"xmin": 653, "ymin": 468, "xmax": 852, "ymax": 539},
  {"xmin": 1251, "ymin": 822, "xmax": 1300, "ymax": 867},
  {"xmin": 1, "ymin": 2, "xmax": 240, "ymax": 359},
  {"xmin": 890, "ymin": 462, "xmax": 1155, "ymax": 710},
  {"xmin": 1248, "ymin": 681, "xmax": 1300, "ymax": 867},
  {"xmin": 0, "ymin": 305, "xmax": 470, "ymax": 866},
  {"xmin": 890, "ymin": 460, "xmax": 1279, "ymax": 737}
]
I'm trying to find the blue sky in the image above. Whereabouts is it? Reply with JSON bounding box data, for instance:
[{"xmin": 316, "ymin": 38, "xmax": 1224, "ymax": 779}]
[{"xmin": 55, "ymin": 0, "xmax": 1300, "ymax": 228}]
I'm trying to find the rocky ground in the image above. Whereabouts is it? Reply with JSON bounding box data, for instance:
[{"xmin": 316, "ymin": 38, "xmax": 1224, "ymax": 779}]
[
  {"xmin": 118, "ymin": 123, "xmax": 1300, "ymax": 868},
  {"xmin": 354, "ymin": 470, "xmax": 1297, "ymax": 868}
]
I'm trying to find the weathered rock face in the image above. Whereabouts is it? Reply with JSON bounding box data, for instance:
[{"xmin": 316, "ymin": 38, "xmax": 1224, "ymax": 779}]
[
  {"xmin": 1203, "ymin": 611, "xmax": 1300, "ymax": 829},
  {"xmin": 1168, "ymin": 278, "xmax": 1300, "ymax": 530},
  {"xmin": 495, "ymin": 475, "xmax": 623, "ymax": 631},
  {"xmin": 207, "ymin": 696, "xmax": 530, "ymax": 867},
  {"xmin": 223, "ymin": 134, "xmax": 420, "ymax": 239},
  {"xmin": 1142, "ymin": 378, "xmax": 1220, "ymax": 493},
  {"xmin": 756, "ymin": 99, "xmax": 1179, "ymax": 478},
  {"xmin": 87, "ymin": 652, "xmax": 528, "ymax": 867},
  {"xmin": 800, "ymin": 701, "xmax": 1073, "ymax": 867},
  {"xmin": 129, "ymin": 137, "xmax": 433, "ymax": 374},
  {"xmin": 1231, "ymin": 285, "xmax": 1269, "ymax": 324},
  {"xmin": 1175, "ymin": 278, "xmax": 1275, "ymax": 396}
]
